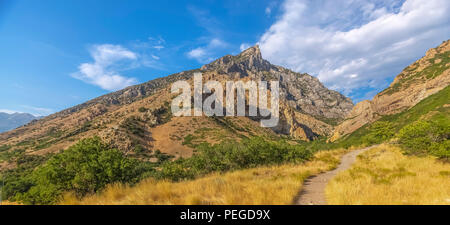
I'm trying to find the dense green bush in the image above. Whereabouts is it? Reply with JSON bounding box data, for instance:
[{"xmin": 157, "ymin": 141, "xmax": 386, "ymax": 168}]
[
  {"xmin": 362, "ymin": 121, "xmax": 395, "ymax": 145},
  {"xmin": 1, "ymin": 154, "xmax": 51, "ymax": 202},
  {"xmin": 398, "ymin": 120, "xmax": 449, "ymax": 159},
  {"xmin": 158, "ymin": 137, "xmax": 313, "ymax": 181},
  {"xmin": 8, "ymin": 137, "xmax": 154, "ymax": 204}
]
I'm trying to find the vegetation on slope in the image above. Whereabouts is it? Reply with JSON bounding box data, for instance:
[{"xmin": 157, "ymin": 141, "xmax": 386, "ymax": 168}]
[
  {"xmin": 326, "ymin": 144, "xmax": 450, "ymax": 205},
  {"xmin": 61, "ymin": 148, "xmax": 348, "ymax": 205},
  {"xmin": 1, "ymin": 137, "xmax": 155, "ymax": 204},
  {"xmin": 1, "ymin": 135, "xmax": 320, "ymax": 204},
  {"xmin": 157, "ymin": 137, "xmax": 313, "ymax": 181},
  {"xmin": 333, "ymin": 85, "xmax": 450, "ymax": 159},
  {"xmin": 381, "ymin": 50, "xmax": 450, "ymax": 96}
]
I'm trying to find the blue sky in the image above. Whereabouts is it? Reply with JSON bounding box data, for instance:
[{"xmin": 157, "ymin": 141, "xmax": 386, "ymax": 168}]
[{"xmin": 0, "ymin": 0, "xmax": 449, "ymax": 116}]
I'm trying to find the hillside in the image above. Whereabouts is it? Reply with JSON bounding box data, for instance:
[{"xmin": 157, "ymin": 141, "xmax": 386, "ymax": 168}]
[
  {"xmin": 331, "ymin": 80, "xmax": 449, "ymax": 154},
  {"xmin": 0, "ymin": 46, "xmax": 353, "ymax": 170},
  {"xmin": 331, "ymin": 40, "xmax": 450, "ymax": 141},
  {"xmin": 0, "ymin": 112, "xmax": 40, "ymax": 133}
]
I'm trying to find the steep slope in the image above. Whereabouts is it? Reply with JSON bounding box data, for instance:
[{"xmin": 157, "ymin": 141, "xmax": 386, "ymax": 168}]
[
  {"xmin": 0, "ymin": 46, "xmax": 352, "ymax": 171},
  {"xmin": 0, "ymin": 112, "xmax": 41, "ymax": 133},
  {"xmin": 203, "ymin": 46, "xmax": 353, "ymax": 120},
  {"xmin": 201, "ymin": 46, "xmax": 353, "ymax": 139},
  {"xmin": 331, "ymin": 40, "xmax": 450, "ymax": 141}
]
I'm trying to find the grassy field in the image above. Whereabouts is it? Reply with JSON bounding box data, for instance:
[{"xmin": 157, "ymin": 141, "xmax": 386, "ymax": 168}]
[
  {"xmin": 326, "ymin": 144, "xmax": 450, "ymax": 205},
  {"xmin": 61, "ymin": 148, "xmax": 349, "ymax": 205}
]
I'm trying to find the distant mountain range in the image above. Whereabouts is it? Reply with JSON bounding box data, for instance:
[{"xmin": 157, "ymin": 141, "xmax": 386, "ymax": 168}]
[{"xmin": 0, "ymin": 112, "xmax": 41, "ymax": 133}]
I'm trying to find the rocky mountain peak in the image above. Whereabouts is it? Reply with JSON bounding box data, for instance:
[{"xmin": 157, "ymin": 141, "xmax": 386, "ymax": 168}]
[
  {"xmin": 201, "ymin": 45, "xmax": 272, "ymax": 73},
  {"xmin": 238, "ymin": 45, "xmax": 262, "ymax": 59}
]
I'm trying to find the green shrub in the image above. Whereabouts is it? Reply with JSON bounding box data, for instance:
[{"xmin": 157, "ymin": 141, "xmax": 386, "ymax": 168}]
[
  {"xmin": 1, "ymin": 154, "xmax": 51, "ymax": 202},
  {"xmin": 159, "ymin": 137, "xmax": 313, "ymax": 181},
  {"xmin": 153, "ymin": 150, "xmax": 174, "ymax": 163},
  {"xmin": 0, "ymin": 145, "xmax": 11, "ymax": 152},
  {"xmin": 182, "ymin": 134, "xmax": 195, "ymax": 146},
  {"xmin": 121, "ymin": 117, "xmax": 145, "ymax": 137},
  {"xmin": 0, "ymin": 148, "xmax": 25, "ymax": 162},
  {"xmin": 398, "ymin": 120, "xmax": 449, "ymax": 159},
  {"xmin": 154, "ymin": 103, "xmax": 172, "ymax": 124},
  {"xmin": 362, "ymin": 121, "xmax": 395, "ymax": 145},
  {"xmin": 138, "ymin": 107, "xmax": 147, "ymax": 112},
  {"xmin": 431, "ymin": 140, "xmax": 450, "ymax": 159},
  {"xmin": 10, "ymin": 137, "xmax": 154, "ymax": 204}
]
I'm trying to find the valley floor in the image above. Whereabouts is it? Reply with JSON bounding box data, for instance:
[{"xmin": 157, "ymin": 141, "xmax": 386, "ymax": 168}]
[
  {"xmin": 62, "ymin": 144, "xmax": 450, "ymax": 205},
  {"xmin": 61, "ymin": 149, "xmax": 350, "ymax": 205},
  {"xmin": 326, "ymin": 144, "xmax": 450, "ymax": 205}
]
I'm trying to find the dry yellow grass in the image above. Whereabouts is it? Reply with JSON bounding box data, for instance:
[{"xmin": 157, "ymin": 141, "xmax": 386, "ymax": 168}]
[
  {"xmin": 61, "ymin": 149, "xmax": 348, "ymax": 205},
  {"xmin": 326, "ymin": 144, "xmax": 450, "ymax": 205},
  {"xmin": 0, "ymin": 200, "xmax": 22, "ymax": 205}
]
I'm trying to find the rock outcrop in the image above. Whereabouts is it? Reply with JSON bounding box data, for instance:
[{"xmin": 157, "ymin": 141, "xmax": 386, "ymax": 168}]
[
  {"xmin": 203, "ymin": 46, "xmax": 354, "ymax": 122},
  {"xmin": 331, "ymin": 40, "xmax": 450, "ymax": 141}
]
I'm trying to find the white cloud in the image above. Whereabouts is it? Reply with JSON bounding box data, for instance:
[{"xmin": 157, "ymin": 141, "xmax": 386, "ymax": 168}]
[
  {"xmin": 259, "ymin": 0, "xmax": 450, "ymax": 101},
  {"xmin": 265, "ymin": 7, "xmax": 272, "ymax": 16},
  {"xmin": 188, "ymin": 48, "xmax": 206, "ymax": 59},
  {"xmin": 148, "ymin": 36, "xmax": 166, "ymax": 50},
  {"xmin": 72, "ymin": 44, "xmax": 139, "ymax": 91},
  {"xmin": 187, "ymin": 38, "xmax": 228, "ymax": 63}
]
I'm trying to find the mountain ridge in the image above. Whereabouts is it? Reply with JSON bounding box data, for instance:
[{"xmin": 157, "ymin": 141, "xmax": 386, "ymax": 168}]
[
  {"xmin": 331, "ymin": 40, "xmax": 450, "ymax": 141},
  {"xmin": 0, "ymin": 45, "xmax": 353, "ymax": 167}
]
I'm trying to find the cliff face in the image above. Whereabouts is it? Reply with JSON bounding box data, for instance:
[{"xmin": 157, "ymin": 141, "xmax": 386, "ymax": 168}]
[
  {"xmin": 202, "ymin": 46, "xmax": 354, "ymax": 122},
  {"xmin": 199, "ymin": 45, "xmax": 354, "ymax": 140},
  {"xmin": 331, "ymin": 40, "xmax": 450, "ymax": 141}
]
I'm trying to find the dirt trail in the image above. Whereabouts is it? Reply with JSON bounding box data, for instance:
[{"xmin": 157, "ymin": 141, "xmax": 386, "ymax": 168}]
[{"xmin": 295, "ymin": 145, "xmax": 377, "ymax": 205}]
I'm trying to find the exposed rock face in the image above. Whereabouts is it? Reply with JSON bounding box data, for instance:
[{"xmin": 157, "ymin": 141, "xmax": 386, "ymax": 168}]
[
  {"xmin": 201, "ymin": 45, "xmax": 272, "ymax": 74},
  {"xmin": 203, "ymin": 46, "xmax": 354, "ymax": 122},
  {"xmin": 200, "ymin": 45, "xmax": 354, "ymax": 139},
  {"xmin": 331, "ymin": 40, "xmax": 450, "ymax": 141}
]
